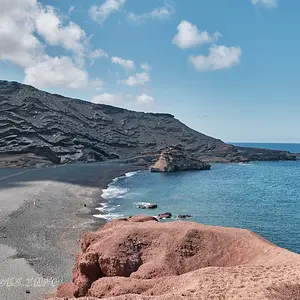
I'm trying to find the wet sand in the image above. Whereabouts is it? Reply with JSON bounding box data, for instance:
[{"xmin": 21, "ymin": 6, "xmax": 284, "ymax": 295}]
[{"xmin": 0, "ymin": 162, "xmax": 141, "ymax": 300}]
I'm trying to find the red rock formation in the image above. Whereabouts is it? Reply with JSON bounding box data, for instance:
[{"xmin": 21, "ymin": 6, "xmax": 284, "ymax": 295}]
[
  {"xmin": 54, "ymin": 216, "xmax": 300, "ymax": 300},
  {"xmin": 150, "ymin": 145, "xmax": 211, "ymax": 172}
]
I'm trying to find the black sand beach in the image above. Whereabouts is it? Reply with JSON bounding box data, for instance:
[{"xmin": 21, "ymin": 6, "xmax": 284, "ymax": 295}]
[{"xmin": 0, "ymin": 162, "xmax": 141, "ymax": 300}]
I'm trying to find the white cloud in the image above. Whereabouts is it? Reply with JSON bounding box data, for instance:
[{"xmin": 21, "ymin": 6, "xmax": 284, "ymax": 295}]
[
  {"xmin": 119, "ymin": 72, "xmax": 150, "ymax": 86},
  {"xmin": 89, "ymin": 49, "xmax": 109, "ymax": 66},
  {"xmin": 91, "ymin": 92, "xmax": 155, "ymax": 110},
  {"xmin": 128, "ymin": 4, "xmax": 174, "ymax": 23},
  {"xmin": 89, "ymin": 0, "xmax": 126, "ymax": 24},
  {"xmin": 251, "ymin": 0, "xmax": 278, "ymax": 9},
  {"xmin": 141, "ymin": 63, "xmax": 152, "ymax": 72},
  {"xmin": 24, "ymin": 56, "xmax": 88, "ymax": 89},
  {"xmin": 0, "ymin": 0, "xmax": 44, "ymax": 68},
  {"xmin": 111, "ymin": 56, "xmax": 135, "ymax": 70},
  {"xmin": 91, "ymin": 93, "xmax": 131, "ymax": 105},
  {"xmin": 189, "ymin": 45, "xmax": 242, "ymax": 71},
  {"xmin": 0, "ymin": 0, "xmax": 89, "ymax": 89},
  {"xmin": 35, "ymin": 6, "xmax": 87, "ymax": 60},
  {"xmin": 92, "ymin": 78, "xmax": 104, "ymax": 91},
  {"xmin": 173, "ymin": 20, "xmax": 221, "ymax": 50},
  {"xmin": 137, "ymin": 93, "xmax": 154, "ymax": 104},
  {"xmin": 90, "ymin": 49, "xmax": 109, "ymax": 59}
]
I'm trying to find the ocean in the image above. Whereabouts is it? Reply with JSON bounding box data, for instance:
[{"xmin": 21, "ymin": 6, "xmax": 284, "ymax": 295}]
[{"xmin": 95, "ymin": 143, "xmax": 300, "ymax": 254}]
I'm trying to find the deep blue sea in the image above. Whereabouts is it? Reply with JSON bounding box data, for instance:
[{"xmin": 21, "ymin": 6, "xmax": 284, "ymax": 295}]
[{"xmin": 95, "ymin": 143, "xmax": 300, "ymax": 254}]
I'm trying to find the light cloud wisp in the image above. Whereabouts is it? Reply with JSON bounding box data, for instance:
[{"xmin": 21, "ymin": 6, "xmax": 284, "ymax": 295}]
[{"xmin": 189, "ymin": 45, "xmax": 242, "ymax": 71}]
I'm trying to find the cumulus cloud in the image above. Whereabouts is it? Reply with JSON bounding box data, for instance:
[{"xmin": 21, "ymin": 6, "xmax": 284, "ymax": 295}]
[
  {"xmin": 118, "ymin": 72, "xmax": 150, "ymax": 86},
  {"xmin": 128, "ymin": 4, "xmax": 174, "ymax": 23},
  {"xmin": 35, "ymin": 6, "xmax": 87, "ymax": 60},
  {"xmin": 251, "ymin": 0, "xmax": 278, "ymax": 9},
  {"xmin": 111, "ymin": 56, "xmax": 135, "ymax": 70},
  {"xmin": 91, "ymin": 93, "xmax": 124, "ymax": 105},
  {"xmin": 173, "ymin": 20, "xmax": 221, "ymax": 49},
  {"xmin": 141, "ymin": 63, "xmax": 152, "ymax": 72},
  {"xmin": 0, "ymin": 0, "xmax": 44, "ymax": 68},
  {"xmin": 189, "ymin": 45, "xmax": 242, "ymax": 71},
  {"xmin": 0, "ymin": 0, "xmax": 89, "ymax": 89},
  {"xmin": 24, "ymin": 56, "xmax": 88, "ymax": 88},
  {"xmin": 137, "ymin": 93, "xmax": 154, "ymax": 104},
  {"xmin": 91, "ymin": 92, "xmax": 155, "ymax": 110},
  {"xmin": 89, "ymin": 0, "xmax": 126, "ymax": 24}
]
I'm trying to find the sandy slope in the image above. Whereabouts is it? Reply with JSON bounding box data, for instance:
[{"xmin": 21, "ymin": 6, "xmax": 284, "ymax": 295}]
[{"xmin": 0, "ymin": 163, "xmax": 139, "ymax": 300}]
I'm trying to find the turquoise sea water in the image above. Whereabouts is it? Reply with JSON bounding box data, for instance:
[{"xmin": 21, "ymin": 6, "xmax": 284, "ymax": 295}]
[{"xmin": 96, "ymin": 143, "xmax": 300, "ymax": 254}]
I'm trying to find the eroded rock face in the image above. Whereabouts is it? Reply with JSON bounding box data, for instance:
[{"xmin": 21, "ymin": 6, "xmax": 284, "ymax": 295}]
[
  {"xmin": 55, "ymin": 216, "xmax": 300, "ymax": 300},
  {"xmin": 0, "ymin": 80, "xmax": 297, "ymax": 167},
  {"xmin": 150, "ymin": 145, "xmax": 211, "ymax": 172}
]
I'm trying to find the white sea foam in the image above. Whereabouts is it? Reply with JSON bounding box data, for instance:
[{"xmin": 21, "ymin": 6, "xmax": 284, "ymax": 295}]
[
  {"xmin": 93, "ymin": 213, "xmax": 124, "ymax": 221},
  {"xmin": 102, "ymin": 186, "xmax": 129, "ymax": 199},
  {"xmin": 95, "ymin": 203, "xmax": 109, "ymax": 212},
  {"xmin": 94, "ymin": 171, "xmax": 138, "ymax": 221},
  {"xmin": 107, "ymin": 171, "xmax": 138, "ymax": 186},
  {"xmin": 125, "ymin": 171, "xmax": 139, "ymax": 178},
  {"xmin": 95, "ymin": 204, "xmax": 120, "ymax": 213},
  {"xmin": 134, "ymin": 202, "xmax": 152, "ymax": 206},
  {"xmin": 111, "ymin": 177, "xmax": 119, "ymax": 184}
]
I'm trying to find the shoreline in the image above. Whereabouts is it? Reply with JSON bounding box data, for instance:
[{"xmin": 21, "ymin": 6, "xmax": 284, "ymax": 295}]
[
  {"xmin": 91, "ymin": 170, "xmax": 141, "ymax": 221},
  {"xmin": 77, "ymin": 170, "xmax": 144, "ymax": 222},
  {"xmin": 0, "ymin": 162, "xmax": 142, "ymax": 300}
]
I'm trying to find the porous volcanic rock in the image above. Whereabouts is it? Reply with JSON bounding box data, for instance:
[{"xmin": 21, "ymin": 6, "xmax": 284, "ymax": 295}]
[
  {"xmin": 150, "ymin": 145, "xmax": 211, "ymax": 172},
  {"xmin": 0, "ymin": 80, "xmax": 297, "ymax": 168},
  {"xmin": 54, "ymin": 216, "xmax": 300, "ymax": 300},
  {"xmin": 136, "ymin": 203, "xmax": 158, "ymax": 209}
]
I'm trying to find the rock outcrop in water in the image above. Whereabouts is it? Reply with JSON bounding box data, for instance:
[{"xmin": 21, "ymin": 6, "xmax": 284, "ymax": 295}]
[
  {"xmin": 53, "ymin": 215, "xmax": 300, "ymax": 300},
  {"xmin": 150, "ymin": 145, "xmax": 211, "ymax": 172},
  {"xmin": 0, "ymin": 80, "xmax": 297, "ymax": 167}
]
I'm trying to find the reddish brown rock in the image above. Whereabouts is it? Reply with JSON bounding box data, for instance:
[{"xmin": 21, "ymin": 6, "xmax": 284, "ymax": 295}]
[
  {"xmin": 56, "ymin": 282, "xmax": 78, "ymax": 298},
  {"xmin": 150, "ymin": 145, "xmax": 211, "ymax": 172},
  {"xmin": 127, "ymin": 215, "xmax": 158, "ymax": 222},
  {"xmin": 54, "ymin": 216, "xmax": 300, "ymax": 300}
]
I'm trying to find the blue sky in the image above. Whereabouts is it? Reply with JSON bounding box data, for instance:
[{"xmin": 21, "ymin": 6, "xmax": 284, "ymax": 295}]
[{"xmin": 1, "ymin": 0, "xmax": 300, "ymax": 142}]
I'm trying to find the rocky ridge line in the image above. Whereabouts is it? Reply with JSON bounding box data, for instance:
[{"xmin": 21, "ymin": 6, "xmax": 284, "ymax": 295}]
[{"xmin": 0, "ymin": 80, "xmax": 297, "ymax": 167}]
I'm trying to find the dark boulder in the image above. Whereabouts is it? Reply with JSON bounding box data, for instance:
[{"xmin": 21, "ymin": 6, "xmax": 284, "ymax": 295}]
[
  {"xmin": 178, "ymin": 214, "xmax": 192, "ymax": 219},
  {"xmin": 157, "ymin": 212, "xmax": 172, "ymax": 219},
  {"xmin": 136, "ymin": 203, "xmax": 158, "ymax": 209}
]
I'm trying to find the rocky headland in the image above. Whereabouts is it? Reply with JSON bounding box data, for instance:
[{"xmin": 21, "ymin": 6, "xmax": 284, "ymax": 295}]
[
  {"xmin": 0, "ymin": 80, "xmax": 297, "ymax": 168},
  {"xmin": 52, "ymin": 215, "xmax": 300, "ymax": 300},
  {"xmin": 150, "ymin": 145, "xmax": 211, "ymax": 172}
]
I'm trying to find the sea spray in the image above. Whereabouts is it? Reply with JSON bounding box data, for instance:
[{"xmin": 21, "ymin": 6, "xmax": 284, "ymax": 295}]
[{"xmin": 94, "ymin": 171, "xmax": 139, "ymax": 220}]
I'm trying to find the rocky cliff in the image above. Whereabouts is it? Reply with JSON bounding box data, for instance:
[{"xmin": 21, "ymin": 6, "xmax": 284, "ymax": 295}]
[
  {"xmin": 0, "ymin": 80, "xmax": 297, "ymax": 167},
  {"xmin": 150, "ymin": 145, "xmax": 211, "ymax": 172},
  {"xmin": 53, "ymin": 216, "xmax": 300, "ymax": 300}
]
